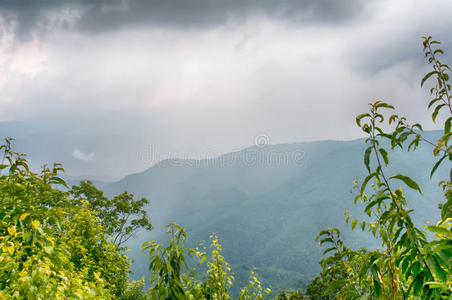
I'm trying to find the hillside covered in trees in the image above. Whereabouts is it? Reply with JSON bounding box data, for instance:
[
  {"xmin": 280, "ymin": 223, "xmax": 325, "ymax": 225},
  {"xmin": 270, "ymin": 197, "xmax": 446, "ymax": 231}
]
[{"xmin": 104, "ymin": 130, "xmax": 447, "ymax": 295}]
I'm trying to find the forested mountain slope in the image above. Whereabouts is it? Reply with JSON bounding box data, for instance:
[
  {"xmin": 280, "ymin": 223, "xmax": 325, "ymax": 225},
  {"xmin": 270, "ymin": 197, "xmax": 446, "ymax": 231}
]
[{"xmin": 105, "ymin": 130, "xmax": 447, "ymax": 294}]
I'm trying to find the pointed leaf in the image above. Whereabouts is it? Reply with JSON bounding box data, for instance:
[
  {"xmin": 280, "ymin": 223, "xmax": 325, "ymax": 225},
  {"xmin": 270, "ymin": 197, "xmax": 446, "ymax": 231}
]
[
  {"xmin": 356, "ymin": 113, "xmax": 370, "ymax": 127},
  {"xmin": 432, "ymin": 104, "xmax": 446, "ymax": 122},
  {"xmin": 322, "ymin": 247, "xmax": 337, "ymax": 256},
  {"xmin": 351, "ymin": 219, "xmax": 358, "ymax": 230},
  {"xmin": 445, "ymin": 117, "xmax": 452, "ymax": 134},
  {"xmin": 19, "ymin": 213, "xmax": 30, "ymax": 221},
  {"xmin": 379, "ymin": 148, "xmax": 388, "ymax": 166},
  {"xmin": 430, "ymin": 155, "xmax": 447, "ymax": 178},
  {"xmin": 421, "ymin": 70, "xmax": 439, "ymax": 87},
  {"xmin": 364, "ymin": 146, "xmax": 372, "ymax": 172},
  {"xmin": 360, "ymin": 172, "xmax": 376, "ymax": 196},
  {"xmin": 389, "ymin": 174, "xmax": 422, "ymax": 194}
]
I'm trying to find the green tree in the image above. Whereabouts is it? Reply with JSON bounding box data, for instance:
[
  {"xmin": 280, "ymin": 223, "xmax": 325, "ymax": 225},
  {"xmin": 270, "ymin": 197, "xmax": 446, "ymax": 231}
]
[
  {"xmin": 64, "ymin": 200, "xmax": 133, "ymax": 297},
  {"xmin": 142, "ymin": 222, "xmax": 271, "ymax": 300},
  {"xmin": 0, "ymin": 138, "xmax": 109, "ymax": 298},
  {"xmin": 200, "ymin": 234, "xmax": 235, "ymax": 299},
  {"xmin": 70, "ymin": 180, "xmax": 152, "ymax": 248},
  {"xmin": 239, "ymin": 271, "xmax": 271, "ymax": 300},
  {"xmin": 0, "ymin": 138, "xmax": 145, "ymax": 299},
  {"xmin": 143, "ymin": 223, "xmax": 195, "ymax": 300}
]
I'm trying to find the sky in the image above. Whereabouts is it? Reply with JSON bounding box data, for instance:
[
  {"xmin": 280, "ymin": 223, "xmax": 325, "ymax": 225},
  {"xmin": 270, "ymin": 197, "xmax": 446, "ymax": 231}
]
[{"xmin": 1, "ymin": 0, "xmax": 452, "ymax": 160}]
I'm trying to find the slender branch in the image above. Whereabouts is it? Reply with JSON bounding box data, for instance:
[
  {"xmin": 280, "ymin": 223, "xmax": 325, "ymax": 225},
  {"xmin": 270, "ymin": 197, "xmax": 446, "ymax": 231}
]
[
  {"xmin": 369, "ymin": 108, "xmax": 434, "ymax": 286},
  {"xmin": 113, "ymin": 213, "xmax": 130, "ymax": 246}
]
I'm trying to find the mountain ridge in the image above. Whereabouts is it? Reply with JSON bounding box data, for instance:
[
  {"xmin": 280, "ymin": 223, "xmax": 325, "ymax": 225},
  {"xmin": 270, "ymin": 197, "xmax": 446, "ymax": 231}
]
[{"xmin": 102, "ymin": 130, "xmax": 447, "ymax": 295}]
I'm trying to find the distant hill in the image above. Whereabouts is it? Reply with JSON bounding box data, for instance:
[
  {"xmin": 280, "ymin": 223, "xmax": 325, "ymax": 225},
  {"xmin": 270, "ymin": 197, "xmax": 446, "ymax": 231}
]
[
  {"xmin": 0, "ymin": 109, "xmax": 294, "ymax": 181},
  {"xmin": 104, "ymin": 130, "xmax": 448, "ymax": 295}
]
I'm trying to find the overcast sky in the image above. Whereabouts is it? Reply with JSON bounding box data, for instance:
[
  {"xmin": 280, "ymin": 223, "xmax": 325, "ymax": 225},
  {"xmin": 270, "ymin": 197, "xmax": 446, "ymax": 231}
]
[{"xmin": 1, "ymin": 0, "xmax": 452, "ymax": 153}]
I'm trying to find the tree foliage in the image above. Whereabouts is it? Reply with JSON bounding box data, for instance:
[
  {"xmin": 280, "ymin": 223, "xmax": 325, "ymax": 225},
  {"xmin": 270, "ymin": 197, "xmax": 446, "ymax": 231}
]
[
  {"xmin": 70, "ymin": 180, "xmax": 152, "ymax": 248},
  {"xmin": 142, "ymin": 223, "xmax": 270, "ymax": 300},
  {"xmin": 0, "ymin": 138, "xmax": 128, "ymax": 298}
]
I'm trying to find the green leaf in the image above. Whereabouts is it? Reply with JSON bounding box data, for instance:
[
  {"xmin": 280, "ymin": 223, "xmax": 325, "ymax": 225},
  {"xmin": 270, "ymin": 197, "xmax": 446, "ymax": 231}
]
[
  {"xmin": 19, "ymin": 213, "xmax": 30, "ymax": 221},
  {"xmin": 424, "ymin": 281, "xmax": 446, "ymax": 289},
  {"xmin": 445, "ymin": 117, "xmax": 452, "ymax": 134},
  {"xmin": 360, "ymin": 172, "xmax": 376, "ymax": 196},
  {"xmin": 411, "ymin": 261, "xmax": 421, "ymax": 278},
  {"xmin": 351, "ymin": 219, "xmax": 358, "ymax": 230},
  {"xmin": 389, "ymin": 114, "xmax": 398, "ymax": 124},
  {"xmin": 364, "ymin": 146, "xmax": 372, "ymax": 172},
  {"xmin": 432, "ymin": 104, "xmax": 446, "ymax": 122},
  {"xmin": 389, "ymin": 174, "xmax": 422, "ymax": 194},
  {"xmin": 413, "ymin": 272, "xmax": 424, "ymax": 295},
  {"xmin": 319, "ymin": 238, "xmax": 334, "ymax": 246},
  {"xmin": 426, "ymin": 225, "xmax": 451, "ymax": 237},
  {"xmin": 356, "ymin": 113, "xmax": 370, "ymax": 127},
  {"xmin": 364, "ymin": 196, "xmax": 388, "ymax": 215},
  {"xmin": 408, "ymin": 134, "xmax": 421, "ymax": 151},
  {"xmin": 391, "ymin": 127, "xmax": 405, "ymax": 149},
  {"xmin": 316, "ymin": 230, "xmax": 330, "ymax": 239},
  {"xmin": 421, "ymin": 70, "xmax": 439, "ymax": 87},
  {"xmin": 378, "ymin": 148, "xmax": 388, "ymax": 166},
  {"xmin": 375, "ymin": 102, "xmax": 395, "ymax": 110},
  {"xmin": 434, "ymin": 49, "xmax": 444, "ymax": 55},
  {"xmin": 322, "ymin": 247, "xmax": 337, "ymax": 256},
  {"xmin": 430, "ymin": 155, "xmax": 447, "ymax": 178},
  {"xmin": 412, "ymin": 123, "xmax": 423, "ymax": 131},
  {"xmin": 360, "ymin": 221, "xmax": 366, "ymax": 231},
  {"xmin": 373, "ymin": 279, "xmax": 381, "ymax": 297},
  {"xmin": 425, "ymin": 255, "xmax": 447, "ymax": 281},
  {"xmin": 49, "ymin": 176, "xmax": 69, "ymax": 188},
  {"xmin": 401, "ymin": 257, "xmax": 409, "ymax": 274}
]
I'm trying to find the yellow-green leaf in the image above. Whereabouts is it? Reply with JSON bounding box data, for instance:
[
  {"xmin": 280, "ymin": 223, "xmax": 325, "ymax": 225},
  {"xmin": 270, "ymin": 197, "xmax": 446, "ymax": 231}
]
[{"xmin": 19, "ymin": 213, "xmax": 30, "ymax": 221}]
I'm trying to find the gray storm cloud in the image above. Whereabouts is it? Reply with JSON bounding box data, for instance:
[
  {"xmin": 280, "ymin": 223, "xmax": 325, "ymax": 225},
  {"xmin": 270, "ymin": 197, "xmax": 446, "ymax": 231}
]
[
  {"xmin": 1, "ymin": 0, "xmax": 373, "ymax": 40},
  {"xmin": 0, "ymin": 0, "xmax": 451, "ymax": 158}
]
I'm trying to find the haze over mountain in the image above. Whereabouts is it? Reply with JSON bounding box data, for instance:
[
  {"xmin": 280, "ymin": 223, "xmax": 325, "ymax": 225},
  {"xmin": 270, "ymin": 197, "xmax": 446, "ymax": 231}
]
[
  {"xmin": 0, "ymin": 111, "xmax": 279, "ymax": 180},
  {"xmin": 0, "ymin": 108, "xmax": 374, "ymax": 182},
  {"xmin": 100, "ymin": 130, "xmax": 447, "ymax": 295}
]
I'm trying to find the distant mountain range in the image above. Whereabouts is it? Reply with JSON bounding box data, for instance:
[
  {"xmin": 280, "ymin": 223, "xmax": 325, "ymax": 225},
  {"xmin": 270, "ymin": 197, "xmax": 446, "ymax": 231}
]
[
  {"xmin": 102, "ymin": 130, "xmax": 448, "ymax": 295},
  {"xmin": 0, "ymin": 109, "xmax": 307, "ymax": 181}
]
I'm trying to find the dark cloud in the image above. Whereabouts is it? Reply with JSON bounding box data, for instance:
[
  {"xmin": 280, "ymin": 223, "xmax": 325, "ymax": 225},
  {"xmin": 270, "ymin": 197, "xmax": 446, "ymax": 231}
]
[
  {"xmin": 1, "ymin": 0, "xmax": 373, "ymax": 39},
  {"xmin": 346, "ymin": 25, "xmax": 452, "ymax": 76},
  {"xmin": 348, "ymin": 37, "xmax": 424, "ymax": 76}
]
